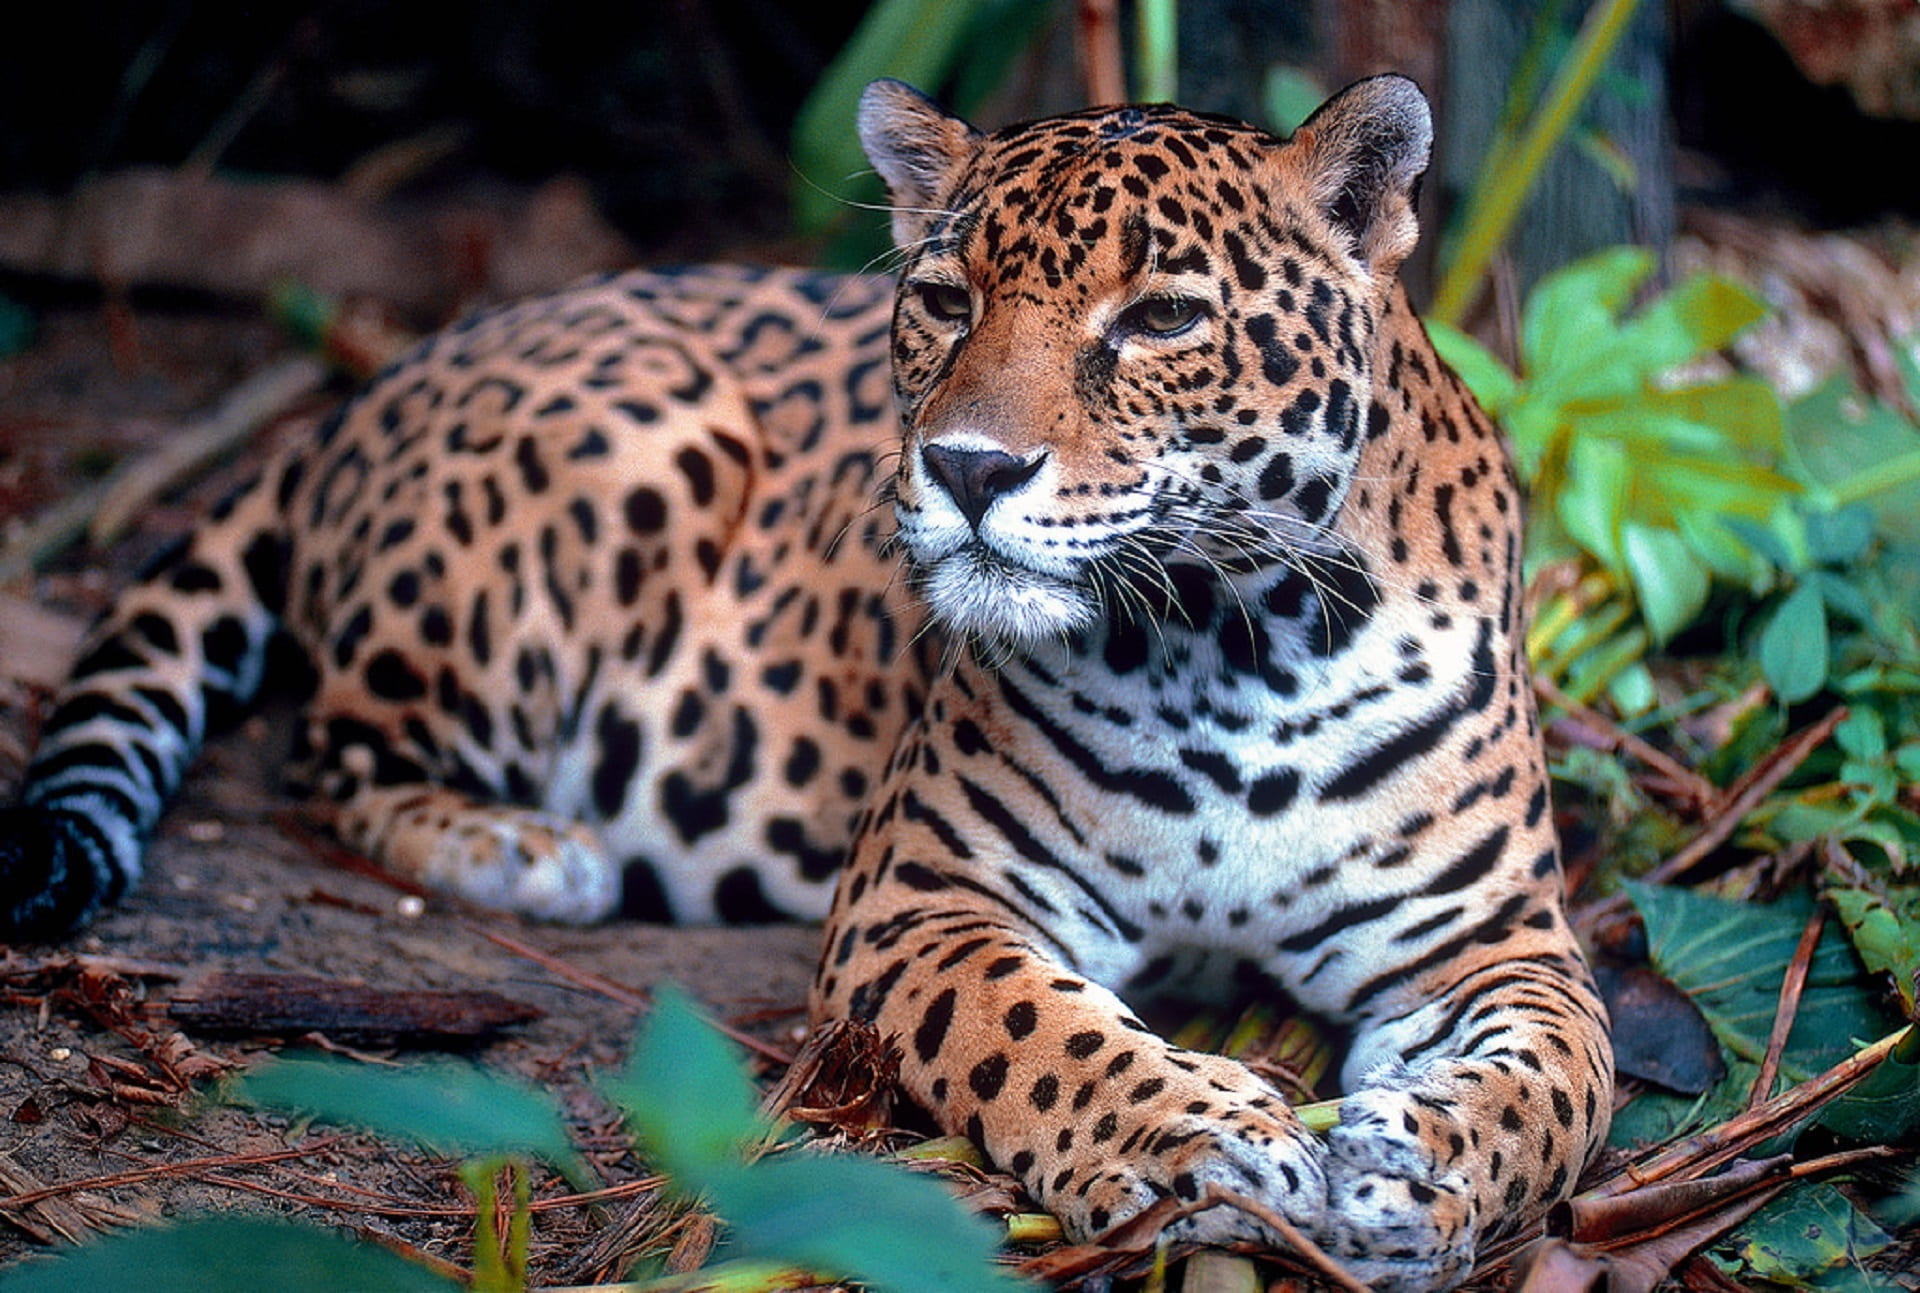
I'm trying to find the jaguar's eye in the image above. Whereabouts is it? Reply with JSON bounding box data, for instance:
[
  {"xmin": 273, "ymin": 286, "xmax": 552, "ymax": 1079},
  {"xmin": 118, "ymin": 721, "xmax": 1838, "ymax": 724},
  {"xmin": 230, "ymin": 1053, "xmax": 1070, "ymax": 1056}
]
[
  {"xmin": 914, "ymin": 281, "xmax": 974, "ymax": 324},
  {"xmin": 1123, "ymin": 296, "xmax": 1206, "ymax": 337}
]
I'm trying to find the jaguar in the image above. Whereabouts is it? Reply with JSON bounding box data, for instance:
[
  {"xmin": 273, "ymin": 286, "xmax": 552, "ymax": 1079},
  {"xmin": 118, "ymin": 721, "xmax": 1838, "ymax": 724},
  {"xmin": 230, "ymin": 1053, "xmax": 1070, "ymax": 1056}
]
[{"xmin": 1, "ymin": 76, "xmax": 1612, "ymax": 1289}]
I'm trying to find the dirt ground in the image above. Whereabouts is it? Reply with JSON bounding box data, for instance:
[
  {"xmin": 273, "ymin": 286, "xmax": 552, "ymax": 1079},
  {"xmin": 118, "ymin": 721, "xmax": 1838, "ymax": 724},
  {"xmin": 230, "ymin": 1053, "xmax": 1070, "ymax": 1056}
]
[{"xmin": 0, "ymin": 302, "xmax": 829, "ymax": 1286}]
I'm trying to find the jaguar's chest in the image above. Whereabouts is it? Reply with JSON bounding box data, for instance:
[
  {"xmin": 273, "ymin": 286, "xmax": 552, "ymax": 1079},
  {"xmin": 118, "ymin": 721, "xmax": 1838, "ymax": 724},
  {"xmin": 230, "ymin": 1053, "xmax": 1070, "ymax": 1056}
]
[{"xmin": 930, "ymin": 589, "xmax": 1494, "ymax": 954}]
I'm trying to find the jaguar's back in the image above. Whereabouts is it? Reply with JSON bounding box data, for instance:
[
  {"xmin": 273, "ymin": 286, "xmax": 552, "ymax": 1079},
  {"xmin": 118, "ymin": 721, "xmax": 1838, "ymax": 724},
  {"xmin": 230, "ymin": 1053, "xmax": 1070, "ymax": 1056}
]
[{"xmin": 3, "ymin": 265, "xmax": 926, "ymax": 930}]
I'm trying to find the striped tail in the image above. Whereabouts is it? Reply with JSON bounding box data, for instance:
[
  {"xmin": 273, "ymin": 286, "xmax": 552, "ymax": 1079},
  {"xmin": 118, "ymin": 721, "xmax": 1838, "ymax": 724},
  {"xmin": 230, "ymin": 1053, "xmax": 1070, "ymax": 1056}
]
[{"xmin": 2, "ymin": 473, "xmax": 291, "ymax": 937}]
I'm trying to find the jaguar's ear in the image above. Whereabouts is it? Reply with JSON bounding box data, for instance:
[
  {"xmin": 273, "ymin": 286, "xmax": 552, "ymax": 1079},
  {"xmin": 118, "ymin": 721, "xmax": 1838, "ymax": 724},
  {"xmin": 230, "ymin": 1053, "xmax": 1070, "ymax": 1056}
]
[
  {"xmin": 1291, "ymin": 75, "xmax": 1432, "ymax": 278},
  {"xmin": 858, "ymin": 79, "xmax": 982, "ymax": 250}
]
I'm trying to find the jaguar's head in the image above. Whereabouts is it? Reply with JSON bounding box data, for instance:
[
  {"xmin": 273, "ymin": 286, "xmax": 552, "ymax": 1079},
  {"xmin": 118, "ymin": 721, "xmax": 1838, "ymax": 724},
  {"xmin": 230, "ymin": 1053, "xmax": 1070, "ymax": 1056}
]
[{"xmin": 860, "ymin": 76, "xmax": 1431, "ymax": 648}]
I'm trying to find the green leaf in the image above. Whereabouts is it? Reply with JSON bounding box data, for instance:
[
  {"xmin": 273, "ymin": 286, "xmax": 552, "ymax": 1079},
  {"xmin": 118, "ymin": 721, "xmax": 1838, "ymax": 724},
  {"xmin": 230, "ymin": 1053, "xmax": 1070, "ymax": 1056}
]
[
  {"xmin": 0, "ymin": 294, "xmax": 36, "ymax": 358},
  {"xmin": 1621, "ymin": 520, "xmax": 1708, "ymax": 643},
  {"xmin": 1521, "ymin": 245, "xmax": 1654, "ymax": 380},
  {"xmin": 1628, "ymin": 885, "xmax": 1880, "ymax": 1074},
  {"xmin": 610, "ymin": 987, "xmax": 1027, "ymax": 1292},
  {"xmin": 237, "ymin": 1056, "xmax": 595, "ymax": 1191},
  {"xmin": 791, "ymin": 0, "xmax": 1036, "ymax": 237},
  {"xmin": 1802, "ymin": 505, "xmax": 1877, "ymax": 566},
  {"xmin": 1733, "ymin": 1183, "xmax": 1893, "ymax": 1290},
  {"xmin": 606, "ymin": 983, "xmax": 768, "ymax": 1189},
  {"xmin": 1558, "ymin": 434, "xmax": 1631, "ymax": 571},
  {"xmin": 1760, "ymin": 583, "xmax": 1831, "ymax": 703},
  {"xmin": 707, "ymin": 1153, "xmax": 1028, "ymax": 1293},
  {"xmin": 1627, "ymin": 884, "xmax": 1920, "ymax": 1140},
  {"xmin": 1828, "ymin": 885, "xmax": 1920, "ymax": 1013},
  {"xmin": 1615, "ymin": 273, "xmax": 1768, "ymax": 374},
  {"xmin": 1786, "ymin": 375, "xmax": 1920, "ymax": 546},
  {"xmin": 0, "ymin": 1217, "xmax": 460, "ymax": 1292},
  {"xmin": 1425, "ymin": 319, "xmax": 1520, "ymax": 416}
]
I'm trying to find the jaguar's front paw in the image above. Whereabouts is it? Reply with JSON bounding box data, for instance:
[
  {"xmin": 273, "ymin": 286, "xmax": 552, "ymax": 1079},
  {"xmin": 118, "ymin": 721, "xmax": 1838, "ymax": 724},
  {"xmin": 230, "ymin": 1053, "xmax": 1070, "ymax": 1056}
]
[
  {"xmin": 1320, "ymin": 1088, "xmax": 1479, "ymax": 1292},
  {"xmin": 1067, "ymin": 1065, "xmax": 1331, "ymax": 1251}
]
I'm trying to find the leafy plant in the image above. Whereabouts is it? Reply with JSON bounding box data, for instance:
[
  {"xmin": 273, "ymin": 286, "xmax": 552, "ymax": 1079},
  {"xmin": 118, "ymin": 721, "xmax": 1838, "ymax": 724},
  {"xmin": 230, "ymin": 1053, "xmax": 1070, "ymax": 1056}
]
[
  {"xmin": 0, "ymin": 986, "xmax": 1022, "ymax": 1293},
  {"xmin": 1431, "ymin": 247, "xmax": 1794, "ymax": 647}
]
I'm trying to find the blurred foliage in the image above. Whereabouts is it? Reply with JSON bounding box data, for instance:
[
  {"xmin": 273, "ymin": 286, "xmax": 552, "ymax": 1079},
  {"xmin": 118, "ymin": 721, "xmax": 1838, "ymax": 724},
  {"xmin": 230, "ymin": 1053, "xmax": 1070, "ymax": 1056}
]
[{"xmin": 1, "ymin": 987, "xmax": 1019, "ymax": 1293}]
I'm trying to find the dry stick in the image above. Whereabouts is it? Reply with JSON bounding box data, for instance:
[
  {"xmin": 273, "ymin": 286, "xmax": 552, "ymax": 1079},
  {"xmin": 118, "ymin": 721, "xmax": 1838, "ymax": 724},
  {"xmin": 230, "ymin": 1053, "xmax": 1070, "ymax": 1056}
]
[
  {"xmin": 1591, "ymin": 1024, "xmax": 1912, "ymax": 1199},
  {"xmin": 1644, "ymin": 705, "xmax": 1847, "ymax": 888},
  {"xmin": 471, "ymin": 924, "xmax": 796, "ymax": 1066},
  {"xmin": 1206, "ymin": 1188, "xmax": 1370, "ymax": 1293},
  {"xmin": 0, "ymin": 356, "xmax": 327, "ymax": 583},
  {"xmin": 1747, "ymin": 904, "xmax": 1827, "ymax": 1110},
  {"xmin": 1536, "ymin": 675, "xmax": 1718, "ymax": 810},
  {"xmin": 0, "ymin": 1137, "xmax": 349, "ymax": 1210},
  {"xmin": 88, "ymin": 355, "xmax": 329, "ymax": 545},
  {"xmin": 1579, "ymin": 706, "xmax": 1847, "ymax": 937}
]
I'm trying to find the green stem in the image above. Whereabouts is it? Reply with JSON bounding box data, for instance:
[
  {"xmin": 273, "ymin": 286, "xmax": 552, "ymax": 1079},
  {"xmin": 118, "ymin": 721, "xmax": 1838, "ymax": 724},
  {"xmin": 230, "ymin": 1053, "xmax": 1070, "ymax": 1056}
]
[
  {"xmin": 1135, "ymin": 0, "xmax": 1178, "ymax": 102},
  {"xmin": 1432, "ymin": 0, "xmax": 1643, "ymax": 325},
  {"xmin": 1823, "ymin": 448, "xmax": 1920, "ymax": 508}
]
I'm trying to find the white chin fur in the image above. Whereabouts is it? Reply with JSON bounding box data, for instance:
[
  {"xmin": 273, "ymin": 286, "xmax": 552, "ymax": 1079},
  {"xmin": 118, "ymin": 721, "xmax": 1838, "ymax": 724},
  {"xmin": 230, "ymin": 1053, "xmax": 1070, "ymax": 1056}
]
[{"xmin": 922, "ymin": 549, "xmax": 1098, "ymax": 645}]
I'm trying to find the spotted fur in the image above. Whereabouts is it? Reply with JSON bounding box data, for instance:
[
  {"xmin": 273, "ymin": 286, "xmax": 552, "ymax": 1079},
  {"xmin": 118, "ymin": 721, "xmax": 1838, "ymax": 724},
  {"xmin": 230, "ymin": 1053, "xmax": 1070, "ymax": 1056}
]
[{"xmin": 3, "ymin": 77, "xmax": 1611, "ymax": 1289}]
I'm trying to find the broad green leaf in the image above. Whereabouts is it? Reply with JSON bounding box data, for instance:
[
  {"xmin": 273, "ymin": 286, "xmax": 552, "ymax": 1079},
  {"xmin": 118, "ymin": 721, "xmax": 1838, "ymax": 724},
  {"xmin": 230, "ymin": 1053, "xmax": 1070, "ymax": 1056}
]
[
  {"xmin": 1828, "ymin": 886, "xmax": 1920, "ymax": 1013},
  {"xmin": 0, "ymin": 294, "xmax": 34, "ymax": 359},
  {"xmin": 237, "ymin": 1056, "xmax": 594, "ymax": 1191},
  {"xmin": 1621, "ymin": 520, "xmax": 1708, "ymax": 643},
  {"xmin": 1642, "ymin": 376, "xmax": 1787, "ymax": 454},
  {"xmin": 1425, "ymin": 320, "xmax": 1521, "ymax": 416},
  {"xmin": 608, "ymin": 983, "xmax": 769, "ymax": 1188},
  {"xmin": 1759, "ymin": 583, "xmax": 1830, "ymax": 703},
  {"xmin": 707, "ymin": 1153, "xmax": 1028, "ymax": 1293},
  {"xmin": 1786, "ymin": 375, "xmax": 1920, "ymax": 546},
  {"xmin": 1802, "ymin": 505, "xmax": 1877, "ymax": 567},
  {"xmin": 0, "ymin": 1217, "xmax": 459, "ymax": 1292},
  {"xmin": 1609, "ymin": 1058, "xmax": 1757, "ymax": 1150},
  {"xmin": 1558, "ymin": 435, "xmax": 1631, "ymax": 571},
  {"xmin": 1675, "ymin": 508, "xmax": 1768, "ymax": 583},
  {"xmin": 1521, "ymin": 245, "xmax": 1654, "ymax": 379},
  {"xmin": 1614, "ymin": 273, "xmax": 1768, "ymax": 375},
  {"xmin": 1640, "ymin": 454, "xmax": 1801, "ymax": 520},
  {"xmin": 1733, "ymin": 1183, "xmax": 1893, "ymax": 1290},
  {"xmin": 1836, "ymin": 710, "xmax": 1889, "ymax": 762},
  {"xmin": 1628, "ymin": 886, "xmax": 1894, "ymax": 1076},
  {"xmin": 1628, "ymin": 884, "xmax": 1920, "ymax": 1140},
  {"xmin": 1804, "ymin": 569, "xmax": 1877, "ymax": 629},
  {"xmin": 610, "ymin": 987, "xmax": 1026, "ymax": 1292}
]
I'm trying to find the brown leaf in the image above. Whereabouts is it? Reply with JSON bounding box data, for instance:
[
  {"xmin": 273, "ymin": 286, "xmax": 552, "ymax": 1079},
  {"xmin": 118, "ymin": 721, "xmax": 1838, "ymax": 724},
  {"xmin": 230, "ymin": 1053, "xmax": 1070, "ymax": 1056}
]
[{"xmin": 761, "ymin": 1017, "xmax": 897, "ymax": 1132}]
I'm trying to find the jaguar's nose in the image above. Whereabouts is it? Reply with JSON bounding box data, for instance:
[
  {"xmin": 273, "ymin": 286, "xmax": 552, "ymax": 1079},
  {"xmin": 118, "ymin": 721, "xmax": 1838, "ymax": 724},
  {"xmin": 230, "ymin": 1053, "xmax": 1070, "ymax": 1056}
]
[{"xmin": 920, "ymin": 442, "xmax": 1046, "ymax": 529}]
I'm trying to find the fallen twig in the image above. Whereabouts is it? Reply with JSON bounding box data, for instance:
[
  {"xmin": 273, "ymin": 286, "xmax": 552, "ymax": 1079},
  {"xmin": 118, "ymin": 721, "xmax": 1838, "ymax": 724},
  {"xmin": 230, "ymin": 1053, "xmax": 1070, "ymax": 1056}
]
[
  {"xmin": 1537, "ymin": 674, "xmax": 1719, "ymax": 812},
  {"xmin": 1748, "ymin": 904, "xmax": 1826, "ymax": 1109},
  {"xmin": 1578, "ymin": 706, "xmax": 1848, "ymax": 940},
  {"xmin": 1594, "ymin": 1024, "xmax": 1912, "ymax": 1196},
  {"xmin": 0, "ymin": 356, "xmax": 326, "ymax": 581},
  {"xmin": 471, "ymin": 925, "xmax": 796, "ymax": 1066},
  {"xmin": 0, "ymin": 1138, "xmax": 351, "ymax": 1210},
  {"xmin": 88, "ymin": 355, "xmax": 329, "ymax": 546}
]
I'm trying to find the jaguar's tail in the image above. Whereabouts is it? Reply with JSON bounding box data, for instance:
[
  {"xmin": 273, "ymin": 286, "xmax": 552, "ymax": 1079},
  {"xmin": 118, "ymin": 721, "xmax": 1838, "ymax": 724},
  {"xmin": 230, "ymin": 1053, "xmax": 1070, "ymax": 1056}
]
[{"xmin": 1, "ymin": 458, "xmax": 297, "ymax": 938}]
